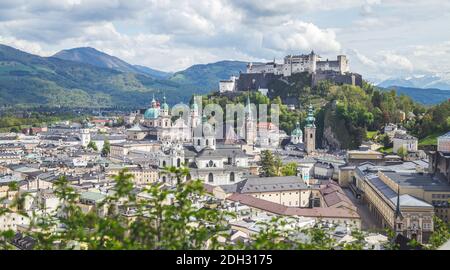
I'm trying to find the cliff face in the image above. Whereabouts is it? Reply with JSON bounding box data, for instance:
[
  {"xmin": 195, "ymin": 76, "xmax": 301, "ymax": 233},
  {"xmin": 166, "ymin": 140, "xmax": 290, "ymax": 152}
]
[
  {"xmin": 317, "ymin": 102, "xmax": 359, "ymax": 150},
  {"xmin": 322, "ymin": 126, "xmax": 341, "ymax": 150}
]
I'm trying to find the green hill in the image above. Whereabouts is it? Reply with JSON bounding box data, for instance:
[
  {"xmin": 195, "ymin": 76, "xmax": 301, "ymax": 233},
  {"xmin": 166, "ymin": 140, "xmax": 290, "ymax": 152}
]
[
  {"xmin": 0, "ymin": 45, "xmax": 247, "ymax": 108},
  {"xmin": 168, "ymin": 60, "xmax": 247, "ymax": 94},
  {"xmin": 0, "ymin": 44, "xmax": 187, "ymax": 107}
]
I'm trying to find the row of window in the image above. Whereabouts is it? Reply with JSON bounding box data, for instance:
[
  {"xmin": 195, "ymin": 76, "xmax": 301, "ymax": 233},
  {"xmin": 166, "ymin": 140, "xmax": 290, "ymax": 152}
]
[
  {"xmin": 207, "ymin": 173, "xmax": 235, "ymax": 183},
  {"xmin": 432, "ymin": 193, "xmax": 450, "ymax": 199}
]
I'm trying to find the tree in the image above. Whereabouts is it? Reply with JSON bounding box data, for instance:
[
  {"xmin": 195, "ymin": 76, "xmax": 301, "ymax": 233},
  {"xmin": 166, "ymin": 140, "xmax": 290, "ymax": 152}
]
[
  {"xmin": 87, "ymin": 141, "xmax": 98, "ymax": 151},
  {"xmin": 382, "ymin": 134, "xmax": 391, "ymax": 148},
  {"xmin": 397, "ymin": 146, "xmax": 407, "ymax": 159},
  {"xmin": 0, "ymin": 168, "xmax": 372, "ymax": 250},
  {"xmin": 9, "ymin": 127, "xmax": 19, "ymax": 133},
  {"xmin": 428, "ymin": 216, "xmax": 450, "ymax": 249},
  {"xmin": 281, "ymin": 162, "xmax": 298, "ymax": 176},
  {"xmin": 101, "ymin": 139, "xmax": 110, "ymax": 156},
  {"xmin": 260, "ymin": 150, "xmax": 278, "ymax": 177},
  {"xmin": 0, "ymin": 169, "xmax": 231, "ymax": 250}
]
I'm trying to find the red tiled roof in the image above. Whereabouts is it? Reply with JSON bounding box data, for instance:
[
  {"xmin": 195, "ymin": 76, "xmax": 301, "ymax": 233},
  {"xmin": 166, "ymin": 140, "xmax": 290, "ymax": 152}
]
[{"xmin": 257, "ymin": 122, "xmax": 278, "ymax": 130}]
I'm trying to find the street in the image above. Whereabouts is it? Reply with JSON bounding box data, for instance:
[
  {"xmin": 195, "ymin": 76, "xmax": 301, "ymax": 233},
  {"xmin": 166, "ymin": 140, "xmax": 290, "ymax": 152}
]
[{"xmin": 343, "ymin": 188, "xmax": 380, "ymax": 231}]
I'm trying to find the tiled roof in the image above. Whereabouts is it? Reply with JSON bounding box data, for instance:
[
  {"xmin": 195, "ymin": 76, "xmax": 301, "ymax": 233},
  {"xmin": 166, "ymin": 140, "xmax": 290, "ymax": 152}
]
[
  {"xmin": 240, "ymin": 176, "xmax": 310, "ymax": 193},
  {"xmin": 227, "ymin": 193, "xmax": 359, "ymax": 219}
]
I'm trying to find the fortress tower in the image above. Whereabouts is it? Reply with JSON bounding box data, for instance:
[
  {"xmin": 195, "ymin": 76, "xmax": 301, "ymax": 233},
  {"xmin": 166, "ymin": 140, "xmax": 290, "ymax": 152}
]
[
  {"xmin": 304, "ymin": 104, "xmax": 316, "ymax": 154},
  {"xmin": 337, "ymin": 55, "xmax": 349, "ymax": 74}
]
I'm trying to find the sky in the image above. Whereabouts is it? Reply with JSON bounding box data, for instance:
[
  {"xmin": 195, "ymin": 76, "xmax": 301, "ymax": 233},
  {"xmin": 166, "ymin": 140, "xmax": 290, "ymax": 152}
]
[{"xmin": 0, "ymin": 0, "xmax": 449, "ymax": 82}]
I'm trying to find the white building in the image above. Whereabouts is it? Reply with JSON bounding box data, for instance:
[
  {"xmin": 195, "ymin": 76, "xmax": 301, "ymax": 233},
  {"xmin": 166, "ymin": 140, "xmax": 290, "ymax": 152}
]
[
  {"xmin": 437, "ymin": 131, "xmax": 450, "ymax": 152},
  {"xmin": 219, "ymin": 76, "xmax": 238, "ymax": 93},
  {"xmin": 393, "ymin": 133, "xmax": 418, "ymax": 154},
  {"xmin": 158, "ymin": 119, "xmax": 251, "ymax": 186}
]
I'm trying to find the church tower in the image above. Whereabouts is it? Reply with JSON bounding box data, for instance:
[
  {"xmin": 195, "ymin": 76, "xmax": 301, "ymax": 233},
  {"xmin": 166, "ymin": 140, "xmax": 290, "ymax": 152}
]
[
  {"xmin": 80, "ymin": 129, "xmax": 90, "ymax": 148},
  {"xmin": 304, "ymin": 104, "xmax": 316, "ymax": 154},
  {"xmin": 160, "ymin": 94, "xmax": 169, "ymax": 117},
  {"xmin": 394, "ymin": 186, "xmax": 403, "ymax": 237},
  {"xmin": 190, "ymin": 96, "xmax": 200, "ymax": 129},
  {"xmin": 244, "ymin": 94, "xmax": 256, "ymax": 146},
  {"xmin": 193, "ymin": 113, "xmax": 216, "ymax": 152}
]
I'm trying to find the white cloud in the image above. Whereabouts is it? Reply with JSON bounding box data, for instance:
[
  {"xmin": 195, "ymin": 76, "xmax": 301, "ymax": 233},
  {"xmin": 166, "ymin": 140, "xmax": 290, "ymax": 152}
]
[
  {"xmin": 380, "ymin": 51, "xmax": 413, "ymax": 72},
  {"xmin": 0, "ymin": 0, "xmax": 448, "ymax": 79},
  {"xmin": 262, "ymin": 21, "xmax": 341, "ymax": 53},
  {"xmin": 0, "ymin": 35, "xmax": 48, "ymax": 55}
]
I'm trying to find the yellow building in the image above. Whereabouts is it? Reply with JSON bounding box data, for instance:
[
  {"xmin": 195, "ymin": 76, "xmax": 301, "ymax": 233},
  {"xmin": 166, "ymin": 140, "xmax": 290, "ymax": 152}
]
[
  {"xmin": 106, "ymin": 165, "xmax": 159, "ymax": 186},
  {"xmin": 354, "ymin": 166, "xmax": 440, "ymax": 243}
]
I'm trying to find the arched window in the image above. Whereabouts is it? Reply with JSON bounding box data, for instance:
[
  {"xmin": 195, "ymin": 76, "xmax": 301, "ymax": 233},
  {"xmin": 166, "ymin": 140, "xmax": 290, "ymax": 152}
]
[
  {"xmin": 206, "ymin": 139, "xmax": 209, "ymax": 146},
  {"xmin": 208, "ymin": 173, "xmax": 213, "ymax": 183},
  {"xmin": 162, "ymin": 160, "xmax": 166, "ymax": 167},
  {"xmin": 177, "ymin": 158, "xmax": 181, "ymax": 167},
  {"xmin": 208, "ymin": 160, "xmax": 214, "ymax": 167},
  {"xmin": 230, "ymin": 172, "xmax": 235, "ymax": 182},
  {"xmin": 197, "ymin": 139, "xmax": 201, "ymax": 146},
  {"xmin": 162, "ymin": 176, "xmax": 166, "ymax": 183}
]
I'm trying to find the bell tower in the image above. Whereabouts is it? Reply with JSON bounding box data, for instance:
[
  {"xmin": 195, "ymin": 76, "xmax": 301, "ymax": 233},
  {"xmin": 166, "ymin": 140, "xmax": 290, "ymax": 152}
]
[{"xmin": 304, "ymin": 104, "xmax": 316, "ymax": 154}]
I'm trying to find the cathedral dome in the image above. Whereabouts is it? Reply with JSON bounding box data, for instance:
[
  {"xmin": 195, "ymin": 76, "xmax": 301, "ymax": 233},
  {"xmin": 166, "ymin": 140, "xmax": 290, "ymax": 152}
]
[{"xmin": 144, "ymin": 107, "xmax": 159, "ymax": 119}]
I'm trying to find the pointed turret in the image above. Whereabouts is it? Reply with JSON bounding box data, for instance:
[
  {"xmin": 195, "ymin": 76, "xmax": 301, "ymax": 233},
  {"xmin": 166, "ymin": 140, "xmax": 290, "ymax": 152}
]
[{"xmin": 395, "ymin": 186, "xmax": 402, "ymax": 220}]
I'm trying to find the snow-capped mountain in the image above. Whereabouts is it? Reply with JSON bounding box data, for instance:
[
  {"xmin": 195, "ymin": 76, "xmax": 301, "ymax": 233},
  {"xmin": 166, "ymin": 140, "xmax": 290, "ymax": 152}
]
[{"xmin": 378, "ymin": 74, "xmax": 450, "ymax": 90}]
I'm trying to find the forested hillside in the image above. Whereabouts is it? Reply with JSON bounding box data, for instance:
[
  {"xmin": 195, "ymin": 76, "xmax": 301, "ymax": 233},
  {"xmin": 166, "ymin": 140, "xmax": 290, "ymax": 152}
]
[
  {"xmin": 202, "ymin": 76, "xmax": 449, "ymax": 150},
  {"xmin": 0, "ymin": 45, "xmax": 246, "ymax": 108}
]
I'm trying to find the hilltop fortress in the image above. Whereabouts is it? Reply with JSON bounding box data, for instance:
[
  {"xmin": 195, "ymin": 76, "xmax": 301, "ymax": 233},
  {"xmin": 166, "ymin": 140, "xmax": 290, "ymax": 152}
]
[
  {"xmin": 246, "ymin": 51, "xmax": 349, "ymax": 76},
  {"xmin": 219, "ymin": 51, "xmax": 362, "ymax": 96}
]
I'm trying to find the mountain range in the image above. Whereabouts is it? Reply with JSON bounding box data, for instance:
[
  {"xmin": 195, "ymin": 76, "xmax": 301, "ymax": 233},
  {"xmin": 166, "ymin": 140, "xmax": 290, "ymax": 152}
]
[
  {"xmin": 0, "ymin": 44, "xmax": 247, "ymax": 108},
  {"xmin": 378, "ymin": 74, "xmax": 450, "ymax": 90},
  {"xmin": 0, "ymin": 43, "xmax": 448, "ymax": 108}
]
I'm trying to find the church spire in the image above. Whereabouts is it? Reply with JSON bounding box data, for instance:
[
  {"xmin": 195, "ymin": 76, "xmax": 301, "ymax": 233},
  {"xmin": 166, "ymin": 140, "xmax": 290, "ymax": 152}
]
[
  {"xmin": 245, "ymin": 91, "xmax": 252, "ymax": 117},
  {"xmin": 395, "ymin": 185, "xmax": 402, "ymax": 220}
]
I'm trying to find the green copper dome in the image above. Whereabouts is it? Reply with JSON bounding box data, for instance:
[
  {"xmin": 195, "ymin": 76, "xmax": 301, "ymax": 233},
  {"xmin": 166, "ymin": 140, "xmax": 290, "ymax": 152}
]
[
  {"xmin": 144, "ymin": 107, "xmax": 159, "ymax": 119},
  {"xmin": 161, "ymin": 95, "xmax": 169, "ymax": 110},
  {"xmin": 292, "ymin": 122, "xmax": 303, "ymax": 136}
]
